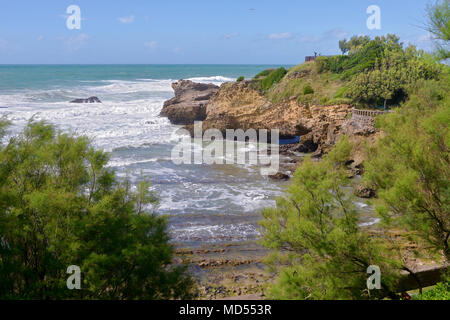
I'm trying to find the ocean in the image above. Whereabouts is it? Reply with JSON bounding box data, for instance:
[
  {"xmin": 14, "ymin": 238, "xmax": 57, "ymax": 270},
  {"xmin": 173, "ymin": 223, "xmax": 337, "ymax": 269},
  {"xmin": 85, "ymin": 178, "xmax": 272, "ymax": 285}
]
[{"xmin": 0, "ymin": 64, "xmax": 293, "ymax": 247}]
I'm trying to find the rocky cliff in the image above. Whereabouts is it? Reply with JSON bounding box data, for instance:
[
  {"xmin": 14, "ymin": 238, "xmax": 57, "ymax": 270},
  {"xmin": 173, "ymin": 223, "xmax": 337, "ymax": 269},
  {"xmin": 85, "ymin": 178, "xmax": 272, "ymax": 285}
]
[
  {"xmin": 161, "ymin": 79, "xmax": 380, "ymax": 170},
  {"xmin": 160, "ymin": 80, "xmax": 219, "ymax": 124},
  {"xmin": 201, "ymin": 80, "xmax": 355, "ymax": 155}
]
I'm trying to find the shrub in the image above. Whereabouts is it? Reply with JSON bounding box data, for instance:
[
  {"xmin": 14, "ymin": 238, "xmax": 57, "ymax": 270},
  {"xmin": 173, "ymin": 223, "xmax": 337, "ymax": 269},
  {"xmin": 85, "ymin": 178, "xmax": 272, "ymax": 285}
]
[
  {"xmin": 365, "ymin": 79, "xmax": 450, "ymax": 261},
  {"xmin": 315, "ymin": 56, "xmax": 330, "ymax": 73},
  {"xmin": 260, "ymin": 138, "xmax": 402, "ymax": 300},
  {"xmin": 253, "ymin": 69, "xmax": 274, "ymax": 79},
  {"xmin": 254, "ymin": 67, "xmax": 288, "ymax": 92},
  {"xmin": 236, "ymin": 76, "xmax": 245, "ymax": 82},
  {"xmin": 303, "ymin": 84, "xmax": 314, "ymax": 95},
  {"xmin": 414, "ymin": 280, "xmax": 450, "ymax": 300},
  {"xmin": 328, "ymin": 35, "xmax": 403, "ymax": 79},
  {"xmin": 0, "ymin": 120, "xmax": 196, "ymax": 299}
]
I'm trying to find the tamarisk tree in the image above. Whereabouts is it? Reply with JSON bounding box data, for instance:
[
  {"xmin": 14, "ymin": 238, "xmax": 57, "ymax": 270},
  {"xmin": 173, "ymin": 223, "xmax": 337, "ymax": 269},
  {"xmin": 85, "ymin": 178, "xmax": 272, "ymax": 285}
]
[
  {"xmin": 260, "ymin": 137, "xmax": 402, "ymax": 299},
  {"xmin": 0, "ymin": 120, "xmax": 195, "ymax": 299}
]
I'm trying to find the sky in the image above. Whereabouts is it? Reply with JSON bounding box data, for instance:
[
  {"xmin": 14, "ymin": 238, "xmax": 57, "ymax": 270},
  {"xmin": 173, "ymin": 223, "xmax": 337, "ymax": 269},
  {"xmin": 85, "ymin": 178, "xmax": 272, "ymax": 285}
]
[{"xmin": 0, "ymin": 0, "xmax": 436, "ymax": 64}]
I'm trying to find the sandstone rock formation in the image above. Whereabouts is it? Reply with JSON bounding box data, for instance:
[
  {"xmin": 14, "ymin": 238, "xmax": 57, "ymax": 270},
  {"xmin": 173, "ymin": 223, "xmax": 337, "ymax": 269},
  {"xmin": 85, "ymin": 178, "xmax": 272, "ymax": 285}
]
[
  {"xmin": 160, "ymin": 80, "xmax": 219, "ymax": 125},
  {"xmin": 341, "ymin": 110, "xmax": 385, "ymax": 173},
  {"xmin": 201, "ymin": 80, "xmax": 353, "ymax": 154},
  {"xmin": 161, "ymin": 79, "xmax": 381, "ymax": 171},
  {"xmin": 70, "ymin": 96, "xmax": 101, "ymax": 103},
  {"xmin": 354, "ymin": 184, "xmax": 377, "ymax": 198}
]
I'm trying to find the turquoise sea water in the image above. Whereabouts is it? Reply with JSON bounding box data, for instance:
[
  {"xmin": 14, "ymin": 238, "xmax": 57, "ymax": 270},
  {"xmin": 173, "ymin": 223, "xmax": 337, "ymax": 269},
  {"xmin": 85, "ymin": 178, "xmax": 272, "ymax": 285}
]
[
  {"xmin": 0, "ymin": 64, "xmax": 293, "ymax": 246},
  {"xmin": 0, "ymin": 65, "xmax": 286, "ymax": 91}
]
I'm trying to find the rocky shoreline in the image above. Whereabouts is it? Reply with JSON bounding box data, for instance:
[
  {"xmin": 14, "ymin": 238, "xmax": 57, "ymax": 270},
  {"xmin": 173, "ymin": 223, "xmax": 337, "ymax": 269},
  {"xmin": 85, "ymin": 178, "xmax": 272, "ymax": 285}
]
[
  {"xmin": 161, "ymin": 78, "xmax": 381, "ymax": 180},
  {"xmin": 175, "ymin": 242, "xmax": 271, "ymax": 300},
  {"xmin": 176, "ymin": 228, "xmax": 445, "ymax": 300},
  {"xmin": 162, "ymin": 77, "xmax": 384, "ymax": 299}
]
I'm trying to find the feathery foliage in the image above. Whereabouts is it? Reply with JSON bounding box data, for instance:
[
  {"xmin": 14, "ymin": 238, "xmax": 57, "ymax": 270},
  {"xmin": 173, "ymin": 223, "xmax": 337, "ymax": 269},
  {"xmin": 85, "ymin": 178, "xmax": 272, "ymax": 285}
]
[
  {"xmin": 0, "ymin": 120, "xmax": 195, "ymax": 299},
  {"xmin": 260, "ymin": 138, "xmax": 402, "ymax": 299}
]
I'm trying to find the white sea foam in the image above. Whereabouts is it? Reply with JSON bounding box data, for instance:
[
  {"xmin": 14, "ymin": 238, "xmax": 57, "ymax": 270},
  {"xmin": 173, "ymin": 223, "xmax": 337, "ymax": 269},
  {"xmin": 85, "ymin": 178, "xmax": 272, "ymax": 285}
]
[
  {"xmin": 187, "ymin": 75, "xmax": 235, "ymax": 86},
  {"xmin": 169, "ymin": 223, "xmax": 260, "ymax": 242},
  {"xmin": 359, "ymin": 218, "xmax": 381, "ymax": 227},
  {"xmin": 355, "ymin": 201, "xmax": 369, "ymax": 209},
  {"xmin": 0, "ymin": 80, "xmax": 178, "ymax": 151},
  {"xmin": 92, "ymin": 79, "xmax": 175, "ymax": 94},
  {"xmin": 107, "ymin": 158, "xmax": 159, "ymax": 168},
  {"xmin": 0, "ymin": 74, "xmax": 284, "ymax": 244}
]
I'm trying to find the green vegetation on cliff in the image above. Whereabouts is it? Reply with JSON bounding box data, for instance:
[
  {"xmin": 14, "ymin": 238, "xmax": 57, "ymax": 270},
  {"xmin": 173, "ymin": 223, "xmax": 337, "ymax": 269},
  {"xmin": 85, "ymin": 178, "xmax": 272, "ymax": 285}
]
[
  {"xmin": 253, "ymin": 67, "xmax": 288, "ymax": 93},
  {"xmin": 253, "ymin": 34, "xmax": 442, "ymax": 108},
  {"xmin": 266, "ymin": 62, "xmax": 348, "ymax": 105}
]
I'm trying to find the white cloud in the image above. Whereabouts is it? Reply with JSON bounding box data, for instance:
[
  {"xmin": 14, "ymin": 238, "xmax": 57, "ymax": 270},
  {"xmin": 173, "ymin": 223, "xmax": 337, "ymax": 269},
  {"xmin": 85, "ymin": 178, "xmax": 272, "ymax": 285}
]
[
  {"xmin": 325, "ymin": 28, "xmax": 348, "ymax": 40},
  {"xmin": 224, "ymin": 32, "xmax": 239, "ymax": 40},
  {"xmin": 268, "ymin": 32, "xmax": 293, "ymax": 40},
  {"xmin": 144, "ymin": 41, "xmax": 158, "ymax": 50},
  {"xmin": 407, "ymin": 33, "xmax": 435, "ymax": 51},
  {"xmin": 37, "ymin": 35, "xmax": 44, "ymax": 41},
  {"xmin": 297, "ymin": 34, "xmax": 322, "ymax": 44},
  {"xmin": 118, "ymin": 15, "xmax": 135, "ymax": 24}
]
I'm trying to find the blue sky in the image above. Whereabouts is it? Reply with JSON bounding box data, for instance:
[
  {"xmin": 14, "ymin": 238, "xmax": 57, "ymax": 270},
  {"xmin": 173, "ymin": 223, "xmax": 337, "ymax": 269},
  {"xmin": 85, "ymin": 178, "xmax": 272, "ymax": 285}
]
[{"xmin": 0, "ymin": 0, "xmax": 435, "ymax": 64}]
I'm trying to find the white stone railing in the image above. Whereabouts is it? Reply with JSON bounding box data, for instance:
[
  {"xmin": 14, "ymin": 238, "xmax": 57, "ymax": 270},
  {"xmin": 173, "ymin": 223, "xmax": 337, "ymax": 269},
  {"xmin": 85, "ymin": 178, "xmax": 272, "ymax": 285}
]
[{"xmin": 351, "ymin": 108, "xmax": 388, "ymax": 118}]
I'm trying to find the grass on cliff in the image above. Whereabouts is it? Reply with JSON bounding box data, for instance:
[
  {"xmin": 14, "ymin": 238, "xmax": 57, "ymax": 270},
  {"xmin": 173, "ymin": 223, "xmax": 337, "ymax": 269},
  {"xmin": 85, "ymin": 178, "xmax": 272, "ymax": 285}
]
[
  {"xmin": 252, "ymin": 67, "xmax": 288, "ymax": 93},
  {"xmin": 250, "ymin": 57, "xmax": 354, "ymax": 106},
  {"xmin": 264, "ymin": 62, "xmax": 350, "ymax": 105}
]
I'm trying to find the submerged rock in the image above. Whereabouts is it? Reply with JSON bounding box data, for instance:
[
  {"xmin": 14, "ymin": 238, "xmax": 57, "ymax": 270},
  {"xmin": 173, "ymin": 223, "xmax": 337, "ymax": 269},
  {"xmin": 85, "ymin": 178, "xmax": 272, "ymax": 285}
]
[
  {"xmin": 160, "ymin": 80, "xmax": 219, "ymax": 125},
  {"xmin": 70, "ymin": 96, "xmax": 102, "ymax": 103},
  {"xmin": 268, "ymin": 172, "xmax": 290, "ymax": 181},
  {"xmin": 354, "ymin": 184, "xmax": 377, "ymax": 198}
]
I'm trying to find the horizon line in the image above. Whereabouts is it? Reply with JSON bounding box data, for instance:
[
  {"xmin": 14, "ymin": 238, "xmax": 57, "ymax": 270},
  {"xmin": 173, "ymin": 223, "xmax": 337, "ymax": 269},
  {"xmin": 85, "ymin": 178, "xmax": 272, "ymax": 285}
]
[{"xmin": 0, "ymin": 63, "xmax": 297, "ymax": 66}]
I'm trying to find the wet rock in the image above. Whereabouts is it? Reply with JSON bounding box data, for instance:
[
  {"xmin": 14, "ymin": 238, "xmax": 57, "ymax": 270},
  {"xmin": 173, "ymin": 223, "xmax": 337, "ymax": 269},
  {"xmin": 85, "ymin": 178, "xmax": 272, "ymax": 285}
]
[
  {"xmin": 268, "ymin": 172, "xmax": 290, "ymax": 181},
  {"xmin": 70, "ymin": 96, "xmax": 102, "ymax": 103},
  {"xmin": 297, "ymin": 132, "xmax": 319, "ymax": 153},
  {"xmin": 279, "ymin": 135, "xmax": 319, "ymax": 155},
  {"xmin": 198, "ymin": 261, "xmax": 210, "ymax": 267},
  {"xmin": 354, "ymin": 184, "xmax": 377, "ymax": 199},
  {"xmin": 160, "ymin": 80, "xmax": 219, "ymax": 124}
]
